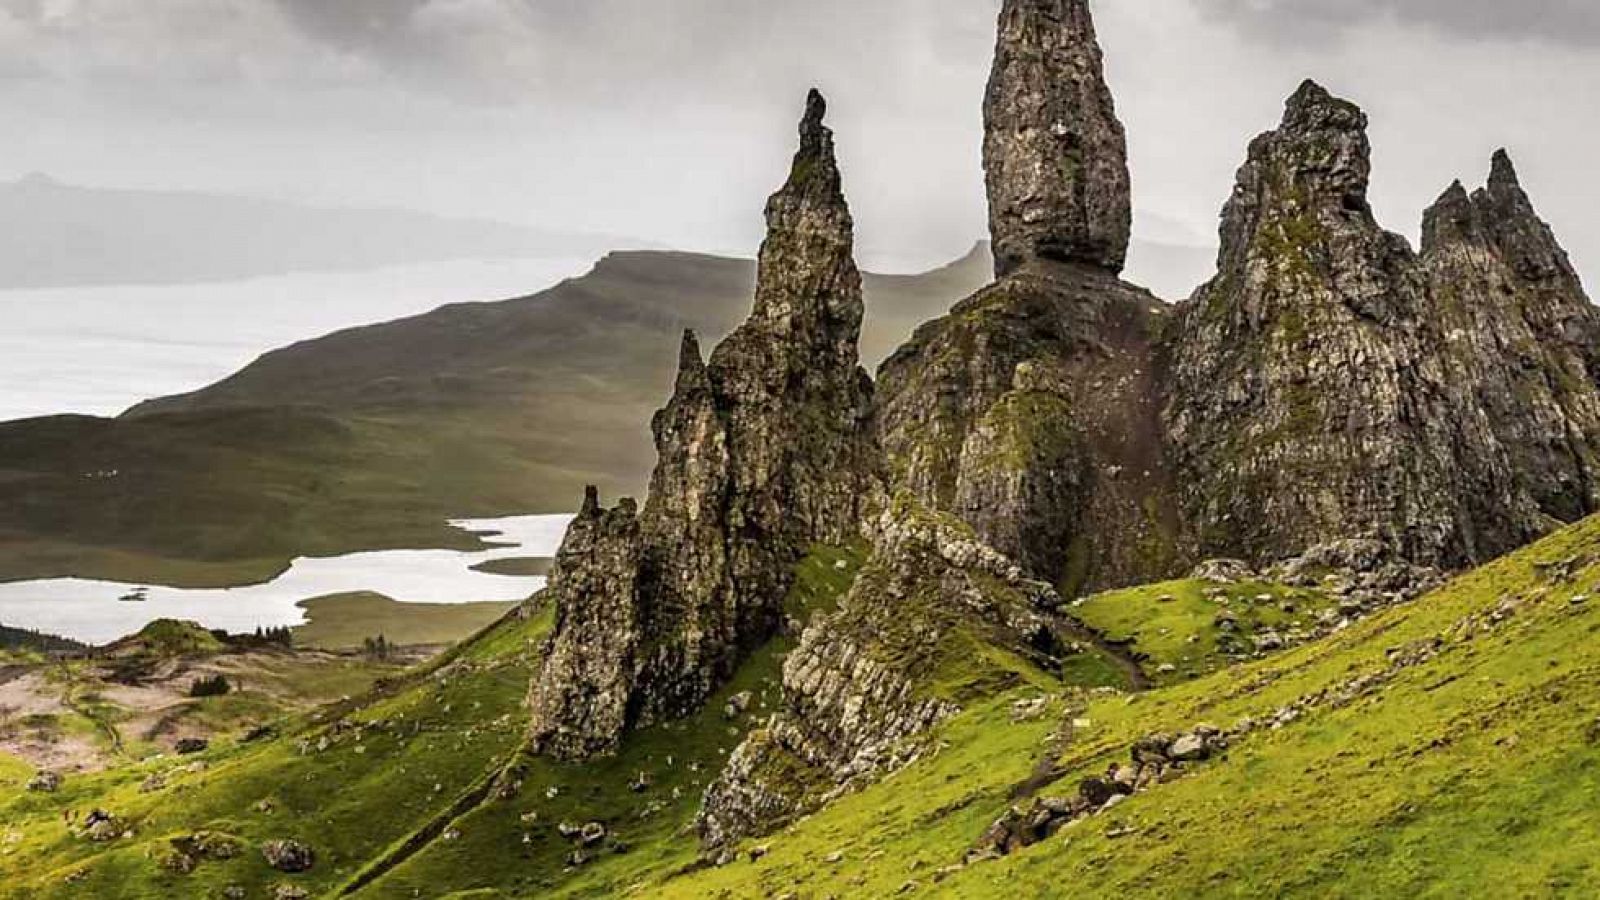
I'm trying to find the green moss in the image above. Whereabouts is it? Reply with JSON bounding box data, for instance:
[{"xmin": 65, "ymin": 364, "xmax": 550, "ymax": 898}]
[
  {"xmin": 962, "ymin": 390, "xmax": 1079, "ymax": 475},
  {"xmin": 1057, "ymin": 532, "xmax": 1095, "ymax": 601},
  {"xmin": 784, "ymin": 542, "xmax": 869, "ymax": 620}
]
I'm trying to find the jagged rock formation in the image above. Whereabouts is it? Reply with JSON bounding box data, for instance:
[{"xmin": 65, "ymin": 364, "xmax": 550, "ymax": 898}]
[
  {"xmin": 1420, "ymin": 151, "xmax": 1600, "ymax": 528},
  {"xmin": 523, "ymin": 490, "xmax": 644, "ymax": 759},
  {"xmin": 698, "ymin": 0, "xmax": 1174, "ymax": 849},
  {"xmin": 697, "ymin": 496, "xmax": 1073, "ymax": 849},
  {"xmin": 526, "ymin": 90, "xmax": 878, "ymax": 759},
  {"xmin": 985, "ymin": 0, "xmax": 1132, "ymax": 277},
  {"xmin": 1164, "ymin": 81, "xmax": 1600, "ymax": 568},
  {"xmin": 687, "ymin": 0, "xmax": 1600, "ymax": 852},
  {"xmin": 1164, "ymin": 81, "xmax": 1465, "ymax": 565},
  {"xmin": 879, "ymin": 0, "xmax": 1179, "ymax": 595},
  {"xmin": 519, "ymin": 0, "xmax": 1600, "ymax": 856}
]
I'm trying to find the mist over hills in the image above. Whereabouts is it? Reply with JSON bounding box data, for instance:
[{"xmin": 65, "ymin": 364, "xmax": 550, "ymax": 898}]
[{"xmin": 0, "ymin": 174, "xmax": 639, "ymax": 289}]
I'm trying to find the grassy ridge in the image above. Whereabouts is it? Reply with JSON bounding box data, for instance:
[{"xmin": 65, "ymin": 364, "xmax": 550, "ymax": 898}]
[
  {"xmin": 8, "ymin": 516, "xmax": 1600, "ymax": 897},
  {"xmin": 292, "ymin": 593, "xmax": 520, "ymax": 651}
]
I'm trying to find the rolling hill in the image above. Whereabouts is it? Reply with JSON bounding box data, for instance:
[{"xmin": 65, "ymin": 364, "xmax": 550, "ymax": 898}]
[{"xmin": 0, "ymin": 247, "xmax": 992, "ymax": 586}]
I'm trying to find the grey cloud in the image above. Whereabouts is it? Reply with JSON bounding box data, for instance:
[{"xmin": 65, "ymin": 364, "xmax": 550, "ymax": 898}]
[
  {"xmin": 271, "ymin": 0, "xmax": 429, "ymax": 49},
  {"xmin": 256, "ymin": 0, "xmax": 996, "ymax": 105},
  {"xmin": 0, "ymin": 0, "xmax": 1000, "ymax": 107},
  {"xmin": 1200, "ymin": 0, "xmax": 1600, "ymax": 46}
]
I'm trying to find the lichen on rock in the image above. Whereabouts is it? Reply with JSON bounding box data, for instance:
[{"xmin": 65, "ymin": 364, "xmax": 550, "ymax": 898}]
[{"xmin": 696, "ymin": 495, "xmax": 1070, "ymax": 849}]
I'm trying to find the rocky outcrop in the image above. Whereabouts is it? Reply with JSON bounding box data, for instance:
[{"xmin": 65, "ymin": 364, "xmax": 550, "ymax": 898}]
[
  {"xmin": 260, "ymin": 839, "xmax": 315, "ymax": 873},
  {"xmin": 877, "ymin": 264, "xmax": 1180, "ymax": 595},
  {"xmin": 696, "ymin": 496, "xmax": 1073, "ymax": 849},
  {"xmin": 1164, "ymin": 80, "xmax": 1463, "ymax": 565},
  {"xmin": 526, "ymin": 91, "xmax": 878, "ymax": 759},
  {"xmin": 698, "ymin": 0, "xmax": 1180, "ymax": 846},
  {"xmin": 985, "ymin": 0, "xmax": 1132, "ymax": 277},
  {"xmin": 1164, "ymin": 81, "xmax": 1600, "ymax": 569},
  {"xmin": 519, "ymin": 0, "xmax": 1600, "ymax": 858},
  {"xmin": 523, "ymin": 490, "xmax": 644, "ymax": 760},
  {"xmin": 1420, "ymin": 151, "xmax": 1600, "ymax": 528}
]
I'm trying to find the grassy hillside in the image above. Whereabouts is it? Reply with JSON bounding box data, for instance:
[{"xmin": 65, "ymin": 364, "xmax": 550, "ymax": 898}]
[
  {"xmin": 0, "ymin": 248, "xmax": 990, "ymax": 586},
  {"xmin": 7, "ymin": 511, "xmax": 1600, "ymax": 896},
  {"xmin": 664, "ymin": 519, "xmax": 1600, "ymax": 898},
  {"xmin": 292, "ymin": 593, "xmax": 519, "ymax": 651},
  {"xmin": 6, "ymin": 516, "xmax": 1600, "ymax": 896}
]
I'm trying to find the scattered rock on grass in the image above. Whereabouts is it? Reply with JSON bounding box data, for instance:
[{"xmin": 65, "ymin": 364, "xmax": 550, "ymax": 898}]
[{"xmin": 261, "ymin": 839, "xmax": 315, "ymax": 873}]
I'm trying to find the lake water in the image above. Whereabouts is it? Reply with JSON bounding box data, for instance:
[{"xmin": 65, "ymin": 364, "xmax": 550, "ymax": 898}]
[
  {"xmin": 0, "ymin": 514, "xmax": 574, "ymax": 645},
  {"xmin": 0, "ymin": 256, "xmax": 597, "ymax": 422},
  {"xmin": 0, "ymin": 258, "xmax": 600, "ymax": 643}
]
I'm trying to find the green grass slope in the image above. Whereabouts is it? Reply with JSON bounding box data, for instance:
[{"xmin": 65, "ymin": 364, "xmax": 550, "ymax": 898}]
[
  {"xmin": 0, "ymin": 604, "xmax": 551, "ymax": 898},
  {"xmin": 1072, "ymin": 577, "xmax": 1340, "ymax": 685},
  {"xmin": 660, "ymin": 515, "xmax": 1600, "ymax": 899},
  {"xmin": 12, "ymin": 513, "xmax": 1600, "ymax": 897}
]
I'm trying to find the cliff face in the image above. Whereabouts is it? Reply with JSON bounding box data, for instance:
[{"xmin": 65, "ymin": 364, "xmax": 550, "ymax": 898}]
[
  {"xmin": 526, "ymin": 91, "xmax": 878, "ymax": 760},
  {"xmin": 697, "ymin": 0, "xmax": 1167, "ymax": 847},
  {"xmin": 1420, "ymin": 152, "xmax": 1600, "ymax": 529},
  {"xmin": 1164, "ymin": 82, "xmax": 1600, "ymax": 569},
  {"xmin": 1163, "ymin": 81, "xmax": 1468, "ymax": 566},
  {"xmin": 876, "ymin": 265, "xmax": 1179, "ymax": 594},
  {"xmin": 697, "ymin": 496, "xmax": 1074, "ymax": 848}
]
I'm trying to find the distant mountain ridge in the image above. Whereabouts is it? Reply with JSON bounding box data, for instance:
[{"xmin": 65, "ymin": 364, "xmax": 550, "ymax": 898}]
[
  {"xmin": 0, "ymin": 246, "xmax": 993, "ymax": 587},
  {"xmin": 0, "ymin": 173, "xmax": 641, "ymax": 289}
]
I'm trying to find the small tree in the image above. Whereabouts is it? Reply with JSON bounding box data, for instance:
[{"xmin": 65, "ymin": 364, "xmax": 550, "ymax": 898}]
[
  {"xmin": 188, "ymin": 674, "xmax": 232, "ymax": 698},
  {"xmin": 362, "ymin": 634, "xmax": 392, "ymax": 661}
]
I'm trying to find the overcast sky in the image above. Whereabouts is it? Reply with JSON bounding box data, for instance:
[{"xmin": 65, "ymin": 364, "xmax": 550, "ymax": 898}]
[{"xmin": 1, "ymin": 0, "xmax": 1596, "ymax": 291}]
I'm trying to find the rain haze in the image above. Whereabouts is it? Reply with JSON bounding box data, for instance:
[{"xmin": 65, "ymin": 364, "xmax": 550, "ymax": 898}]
[{"xmin": 0, "ymin": 0, "xmax": 1596, "ymax": 285}]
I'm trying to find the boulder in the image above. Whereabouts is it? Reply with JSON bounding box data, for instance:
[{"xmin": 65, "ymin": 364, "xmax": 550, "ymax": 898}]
[
  {"xmin": 1168, "ymin": 733, "xmax": 1210, "ymax": 762},
  {"xmin": 261, "ymin": 839, "xmax": 315, "ymax": 873},
  {"xmin": 578, "ymin": 822, "xmax": 607, "ymax": 848}
]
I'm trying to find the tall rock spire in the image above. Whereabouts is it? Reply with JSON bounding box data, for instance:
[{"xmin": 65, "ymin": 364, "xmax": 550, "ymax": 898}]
[
  {"xmin": 984, "ymin": 0, "xmax": 1132, "ymax": 278},
  {"xmin": 525, "ymin": 91, "xmax": 877, "ymax": 760}
]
